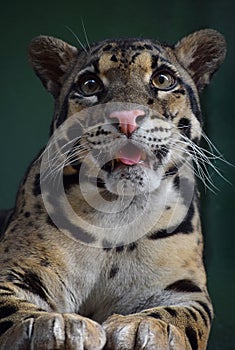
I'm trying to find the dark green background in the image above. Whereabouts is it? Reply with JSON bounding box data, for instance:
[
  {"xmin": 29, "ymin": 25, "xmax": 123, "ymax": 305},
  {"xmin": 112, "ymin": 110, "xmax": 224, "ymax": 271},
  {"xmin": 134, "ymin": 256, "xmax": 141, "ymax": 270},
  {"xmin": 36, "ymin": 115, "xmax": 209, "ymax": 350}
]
[{"xmin": 0, "ymin": 0, "xmax": 234, "ymax": 348}]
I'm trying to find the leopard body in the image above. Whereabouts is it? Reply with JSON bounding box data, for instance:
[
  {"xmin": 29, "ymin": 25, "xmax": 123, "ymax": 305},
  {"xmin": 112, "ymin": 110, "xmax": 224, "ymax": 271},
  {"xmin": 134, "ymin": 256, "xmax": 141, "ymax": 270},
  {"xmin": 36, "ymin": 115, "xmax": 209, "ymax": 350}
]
[{"xmin": 0, "ymin": 29, "xmax": 226, "ymax": 349}]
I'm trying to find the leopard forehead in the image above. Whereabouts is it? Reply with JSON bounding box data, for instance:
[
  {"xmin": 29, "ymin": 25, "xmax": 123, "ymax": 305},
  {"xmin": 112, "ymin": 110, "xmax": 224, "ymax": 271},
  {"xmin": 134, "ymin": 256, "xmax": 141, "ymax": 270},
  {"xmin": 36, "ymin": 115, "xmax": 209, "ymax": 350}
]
[{"xmin": 81, "ymin": 39, "xmax": 175, "ymax": 76}]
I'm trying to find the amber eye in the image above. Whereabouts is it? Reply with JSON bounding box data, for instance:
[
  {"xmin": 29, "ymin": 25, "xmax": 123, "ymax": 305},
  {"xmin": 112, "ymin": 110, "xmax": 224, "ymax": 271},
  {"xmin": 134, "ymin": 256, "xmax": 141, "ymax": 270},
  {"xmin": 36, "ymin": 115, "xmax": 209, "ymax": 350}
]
[
  {"xmin": 78, "ymin": 74, "xmax": 103, "ymax": 96},
  {"xmin": 151, "ymin": 71, "xmax": 176, "ymax": 90}
]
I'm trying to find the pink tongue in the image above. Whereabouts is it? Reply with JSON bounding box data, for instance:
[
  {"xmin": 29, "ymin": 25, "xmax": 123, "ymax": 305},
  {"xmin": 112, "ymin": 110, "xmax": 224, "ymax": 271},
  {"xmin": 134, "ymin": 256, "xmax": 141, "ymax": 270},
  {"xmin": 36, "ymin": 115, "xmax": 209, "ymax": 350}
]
[{"xmin": 117, "ymin": 144, "xmax": 142, "ymax": 165}]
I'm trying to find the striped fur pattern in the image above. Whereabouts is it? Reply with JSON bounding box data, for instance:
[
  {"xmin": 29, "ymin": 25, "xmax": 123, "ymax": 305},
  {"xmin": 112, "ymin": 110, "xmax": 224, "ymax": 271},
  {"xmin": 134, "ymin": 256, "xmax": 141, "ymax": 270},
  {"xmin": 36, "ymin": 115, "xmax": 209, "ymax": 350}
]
[{"xmin": 0, "ymin": 29, "xmax": 226, "ymax": 349}]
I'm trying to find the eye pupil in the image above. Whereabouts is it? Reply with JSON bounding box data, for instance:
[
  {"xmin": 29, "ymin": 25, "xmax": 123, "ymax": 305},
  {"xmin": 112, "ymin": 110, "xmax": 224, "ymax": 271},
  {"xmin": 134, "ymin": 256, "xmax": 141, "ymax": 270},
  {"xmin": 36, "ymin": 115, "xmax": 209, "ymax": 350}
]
[{"xmin": 158, "ymin": 75, "xmax": 166, "ymax": 84}]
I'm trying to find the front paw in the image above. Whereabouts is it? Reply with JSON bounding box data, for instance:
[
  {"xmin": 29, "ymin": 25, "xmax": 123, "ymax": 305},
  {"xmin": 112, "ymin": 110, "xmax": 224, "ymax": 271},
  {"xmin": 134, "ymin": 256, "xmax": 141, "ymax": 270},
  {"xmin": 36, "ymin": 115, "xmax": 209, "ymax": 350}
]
[
  {"xmin": 1, "ymin": 312, "xmax": 106, "ymax": 350},
  {"xmin": 103, "ymin": 314, "xmax": 190, "ymax": 350}
]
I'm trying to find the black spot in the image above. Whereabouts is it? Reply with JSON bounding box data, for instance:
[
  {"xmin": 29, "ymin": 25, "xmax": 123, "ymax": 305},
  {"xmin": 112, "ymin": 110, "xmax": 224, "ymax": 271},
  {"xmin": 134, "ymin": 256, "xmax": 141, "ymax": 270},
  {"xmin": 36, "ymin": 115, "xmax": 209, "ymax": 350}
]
[
  {"xmin": 103, "ymin": 44, "xmax": 113, "ymax": 51},
  {"xmin": 147, "ymin": 98, "xmax": 154, "ymax": 105},
  {"xmin": 0, "ymin": 320, "xmax": 13, "ymax": 336},
  {"xmin": 40, "ymin": 259, "xmax": 50, "ymax": 267},
  {"xmin": 24, "ymin": 212, "xmax": 31, "ymax": 218},
  {"xmin": 148, "ymin": 312, "xmax": 162, "ymax": 320},
  {"xmin": 4, "ymin": 246, "xmax": 9, "ymax": 253},
  {"xmin": 185, "ymin": 326, "xmax": 198, "ymax": 350},
  {"xmin": 173, "ymin": 175, "xmax": 180, "ymax": 189},
  {"xmin": 127, "ymin": 242, "xmax": 137, "ymax": 251},
  {"xmin": 110, "ymin": 54, "xmax": 118, "ymax": 62},
  {"xmin": 116, "ymin": 245, "xmax": 124, "ymax": 253},
  {"xmin": 172, "ymin": 89, "xmax": 185, "ymax": 95},
  {"xmin": 0, "ymin": 305, "xmax": 18, "ymax": 319},
  {"xmin": 33, "ymin": 174, "xmax": 41, "ymax": 196},
  {"xmin": 165, "ymin": 279, "xmax": 202, "ymax": 293},
  {"xmin": 144, "ymin": 44, "xmax": 153, "ymax": 50},
  {"xmin": 109, "ymin": 266, "xmax": 119, "ymax": 278}
]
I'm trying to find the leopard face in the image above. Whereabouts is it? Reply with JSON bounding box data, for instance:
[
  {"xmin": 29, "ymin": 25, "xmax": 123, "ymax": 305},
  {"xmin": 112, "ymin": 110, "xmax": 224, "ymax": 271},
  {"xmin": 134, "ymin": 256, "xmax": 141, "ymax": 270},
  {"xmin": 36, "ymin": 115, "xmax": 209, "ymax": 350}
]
[{"xmin": 31, "ymin": 37, "xmax": 212, "ymax": 199}]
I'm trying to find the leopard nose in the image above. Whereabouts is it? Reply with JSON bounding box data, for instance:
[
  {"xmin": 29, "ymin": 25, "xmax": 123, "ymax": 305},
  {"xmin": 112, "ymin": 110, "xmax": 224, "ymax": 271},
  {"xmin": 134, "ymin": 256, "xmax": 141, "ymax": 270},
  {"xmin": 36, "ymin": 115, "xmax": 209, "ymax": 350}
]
[{"xmin": 109, "ymin": 109, "xmax": 145, "ymax": 136}]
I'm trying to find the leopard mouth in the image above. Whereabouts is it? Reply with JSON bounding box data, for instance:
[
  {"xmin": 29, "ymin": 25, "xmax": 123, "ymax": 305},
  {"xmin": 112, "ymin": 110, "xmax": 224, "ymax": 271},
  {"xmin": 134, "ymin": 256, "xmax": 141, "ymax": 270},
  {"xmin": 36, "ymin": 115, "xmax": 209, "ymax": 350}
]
[{"xmin": 102, "ymin": 143, "xmax": 150, "ymax": 173}]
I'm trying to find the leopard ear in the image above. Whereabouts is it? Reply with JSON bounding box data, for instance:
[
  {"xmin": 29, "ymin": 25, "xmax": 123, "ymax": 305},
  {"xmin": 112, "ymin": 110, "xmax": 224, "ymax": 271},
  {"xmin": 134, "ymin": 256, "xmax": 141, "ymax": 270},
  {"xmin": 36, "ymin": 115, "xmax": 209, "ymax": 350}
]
[
  {"xmin": 29, "ymin": 36, "xmax": 78, "ymax": 97},
  {"xmin": 174, "ymin": 29, "xmax": 226, "ymax": 91}
]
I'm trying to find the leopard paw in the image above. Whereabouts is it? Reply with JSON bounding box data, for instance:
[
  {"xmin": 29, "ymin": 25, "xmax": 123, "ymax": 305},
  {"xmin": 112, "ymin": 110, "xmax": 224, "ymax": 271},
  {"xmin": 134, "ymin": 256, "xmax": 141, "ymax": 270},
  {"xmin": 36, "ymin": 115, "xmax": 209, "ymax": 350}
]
[
  {"xmin": 103, "ymin": 314, "xmax": 190, "ymax": 350},
  {"xmin": 1, "ymin": 312, "xmax": 106, "ymax": 350}
]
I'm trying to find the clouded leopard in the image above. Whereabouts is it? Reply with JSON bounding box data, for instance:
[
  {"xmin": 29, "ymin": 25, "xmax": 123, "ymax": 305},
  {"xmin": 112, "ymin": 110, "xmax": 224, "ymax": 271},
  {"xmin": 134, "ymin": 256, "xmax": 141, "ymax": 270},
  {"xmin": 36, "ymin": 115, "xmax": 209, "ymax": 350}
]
[{"xmin": 0, "ymin": 29, "xmax": 226, "ymax": 349}]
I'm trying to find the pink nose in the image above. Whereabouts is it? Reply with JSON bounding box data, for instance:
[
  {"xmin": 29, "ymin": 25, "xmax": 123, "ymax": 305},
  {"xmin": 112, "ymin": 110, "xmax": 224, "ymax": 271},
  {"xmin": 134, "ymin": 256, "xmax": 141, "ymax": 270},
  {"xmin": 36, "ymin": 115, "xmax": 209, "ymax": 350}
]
[{"xmin": 109, "ymin": 109, "xmax": 145, "ymax": 136}]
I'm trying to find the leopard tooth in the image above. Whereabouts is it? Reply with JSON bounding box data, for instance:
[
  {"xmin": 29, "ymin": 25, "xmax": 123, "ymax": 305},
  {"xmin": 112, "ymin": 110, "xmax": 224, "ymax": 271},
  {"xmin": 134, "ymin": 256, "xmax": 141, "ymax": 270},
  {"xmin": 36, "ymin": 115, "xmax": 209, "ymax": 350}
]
[{"xmin": 141, "ymin": 152, "xmax": 147, "ymax": 161}]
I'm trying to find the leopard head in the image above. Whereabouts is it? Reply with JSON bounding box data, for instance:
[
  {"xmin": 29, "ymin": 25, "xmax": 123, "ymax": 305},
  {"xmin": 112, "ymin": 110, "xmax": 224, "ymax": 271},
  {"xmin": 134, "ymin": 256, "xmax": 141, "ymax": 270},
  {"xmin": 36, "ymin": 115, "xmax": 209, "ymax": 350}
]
[{"xmin": 29, "ymin": 29, "xmax": 226, "ymax": 197}]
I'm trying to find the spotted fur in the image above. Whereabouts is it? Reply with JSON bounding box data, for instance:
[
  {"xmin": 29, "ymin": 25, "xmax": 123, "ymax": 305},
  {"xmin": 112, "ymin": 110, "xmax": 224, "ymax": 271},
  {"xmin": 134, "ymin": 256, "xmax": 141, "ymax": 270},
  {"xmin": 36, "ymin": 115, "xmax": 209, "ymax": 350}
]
[{"xmin": 0, "ymin": 29, "xmax": 226, "ymax": 349}]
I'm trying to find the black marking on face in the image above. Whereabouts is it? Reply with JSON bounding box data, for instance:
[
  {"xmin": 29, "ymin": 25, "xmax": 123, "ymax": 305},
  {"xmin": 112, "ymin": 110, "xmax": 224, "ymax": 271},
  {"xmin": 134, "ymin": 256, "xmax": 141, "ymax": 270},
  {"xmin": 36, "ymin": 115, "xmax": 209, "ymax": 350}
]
[
  {"xmin": 185, "ymin": 326, "xmax": 198, "ymax": 350},
  {"xmin": 131, "ymin": 52, "xmax": 141, "ymax": 63},
  {"xmin": 55, "ymin": 88, "xmax": 72, "ymax": 129},
  {"xmin": 0, "ymin": 320, "xmax": 14, "ymax": 336},
  {"xmin": 0, "ymin": 305, "xmax": 18, "ymax": 319},
  {"xmin": 24, "ymin": 211, "xmax": 31, "ymax": 218},
  {"xmin": 63, "ymin": 171, "xmax": 81, "ymax": 192},
  {"xmin": 151, "ymin": 55, "xmax": 159, "ymax": 69},
  {"xmin": 110, "ymin": 54, "xmax": 118, "ymax": 62},
  {"xmin": 165, "ymin": 279, "xmax": 202, "ymax": 293},
  {"xmin": 102, "ymin": 44, "xmax": 113, "ymax": 52},
  {"xmin": 33, "ymin": 173, "xmax": 41, "ymax": 196},
  {"xmin": 172, "ymin": 89, "xmax": 186, "ymax": 95},
  {"xmin": 164, "ymin": 166, "xmax": 178, "ymax": 177},
  {"xmin": 127, "ymin": 242, "xmax": 137, "ymax": 251},
  {"xmin": 147, "ymin": 98, "xmax": 154, "ymax": 105},
  {"xmin": 173, "ymin": 175, "xmax": 180, "ymax": 190},
  {"xmin": 184, "ymin": 83, "xmax": 202, "ymax": 122},
  {"xmin": 109, "ymin": 266, "xmax": 119, "ymax": 278},
  {"xmin": 178, "ymin": 117, "xmax": 191, "ymax": 139},
  {"xmin": 115, "ymin": 245, "xmax": 124, "ymax": 253}
]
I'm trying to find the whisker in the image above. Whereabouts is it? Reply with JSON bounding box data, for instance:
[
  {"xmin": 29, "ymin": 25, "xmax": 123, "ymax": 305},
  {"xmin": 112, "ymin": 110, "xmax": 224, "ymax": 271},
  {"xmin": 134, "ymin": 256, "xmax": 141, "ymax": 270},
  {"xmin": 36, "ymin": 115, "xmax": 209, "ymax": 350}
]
[
  {"xmin": 65, "ymin": 25, "xmax": 88, "ymax": 53},
  {"xmin": 81, "ymin": 17, "xmax": 91, "ymax": 51}
]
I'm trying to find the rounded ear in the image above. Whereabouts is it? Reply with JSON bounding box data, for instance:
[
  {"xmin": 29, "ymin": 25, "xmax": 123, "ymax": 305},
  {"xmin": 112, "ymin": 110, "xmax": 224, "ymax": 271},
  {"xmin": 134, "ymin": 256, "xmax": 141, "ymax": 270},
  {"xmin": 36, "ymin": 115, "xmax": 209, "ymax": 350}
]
[
  {"xmin": 174, "ymin": 29, "xmax": 226, "ymax": 91},
  {"xmin": 29, "ymin": 36, "xmax": 78, "ymax": 97}
]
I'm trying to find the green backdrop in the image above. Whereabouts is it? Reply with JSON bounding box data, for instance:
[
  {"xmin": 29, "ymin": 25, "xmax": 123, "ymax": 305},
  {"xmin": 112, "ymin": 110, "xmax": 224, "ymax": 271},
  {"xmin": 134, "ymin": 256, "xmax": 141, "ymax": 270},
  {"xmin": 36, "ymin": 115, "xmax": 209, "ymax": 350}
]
[{"xmin": 0, "ymin": 0, "xmax": 234, "ymax": 348}]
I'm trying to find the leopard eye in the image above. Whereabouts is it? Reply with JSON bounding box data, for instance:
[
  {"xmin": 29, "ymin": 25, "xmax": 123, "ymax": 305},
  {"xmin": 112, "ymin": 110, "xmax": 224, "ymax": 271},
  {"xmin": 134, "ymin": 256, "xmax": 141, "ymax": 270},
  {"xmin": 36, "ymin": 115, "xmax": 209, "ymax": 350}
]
[
  {"xmin": 151, "ymin": 71, "xmax": 176, "ymax": 91},
  {"xmin": 78, "ymin": 74, "xmax": 103, "ymax": 96}
]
